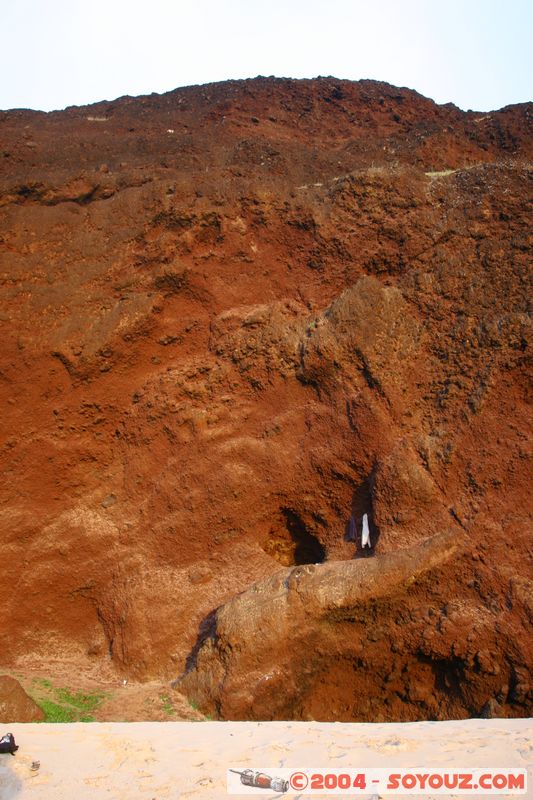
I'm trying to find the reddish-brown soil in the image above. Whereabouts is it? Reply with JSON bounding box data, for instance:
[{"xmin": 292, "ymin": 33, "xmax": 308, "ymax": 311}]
[
  {"xmin": 0, "ymin": 77, "xmax": 531, "ymax": 721},
  {"xmin": 1, "ymin": 665, "xmax": 204, "ymax": 722}
]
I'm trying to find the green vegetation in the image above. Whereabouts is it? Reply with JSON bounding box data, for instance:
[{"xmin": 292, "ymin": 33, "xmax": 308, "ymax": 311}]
[
  {"xmin": 54, "ymin": 688, "xmax": 105, "ymax": 711},
  {"xmin": 29, "ymin": 678, "xmax": 109, "ymax": 723},
  {"xmin": 33, "ymin": 678, "xmax": 52, "ymax": 690},
  {"xmin": 36, "ymin": 699, "xmax": 78, "ymax": 723},
  {"xmin": 186, "ymin": 697, "xmax": 211, "ymax": 719},
  {"xmin": 160, "ymin": 694, "xmax": 176, "ymax": 716}
]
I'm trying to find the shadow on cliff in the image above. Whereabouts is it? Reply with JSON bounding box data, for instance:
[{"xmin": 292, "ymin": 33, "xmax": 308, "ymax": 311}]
[
  {"xmin": 344, "ymin": 476, "xmax": 382, "ymax": 558},
  {"xmin": 283, "ymin": 508, "xmax": 326, "ymax": 565},
  {"xmin": 182, "ymin": 607, "xmax": 219, "ymax": 676}
]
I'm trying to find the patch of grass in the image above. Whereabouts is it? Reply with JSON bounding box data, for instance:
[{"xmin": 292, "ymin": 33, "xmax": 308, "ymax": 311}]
[
  {"xmin": 160, "ymin": 694, "xmax": 176, "ymax": 716},
  {"xmin": 37, "ymin": 700, "xmax": 76, "ymax": 723},
  {"xmin": 54, "ymin": 688, "xmax": 106, "ymax": 712},
  {"xmin": 32, "ymin": 678, "xmax": 52, "ymax": 689},
  {"xmin": 29, "ymin": 679, "xmax": 108, "ymax": 723}
]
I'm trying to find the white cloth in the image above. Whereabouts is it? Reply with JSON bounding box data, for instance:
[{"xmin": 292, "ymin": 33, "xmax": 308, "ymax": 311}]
[{"xmin": 361, "ymin": 513, "xmax": 371, "ymax": 548}]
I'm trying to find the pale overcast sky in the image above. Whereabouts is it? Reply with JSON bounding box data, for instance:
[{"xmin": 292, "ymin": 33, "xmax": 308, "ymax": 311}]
[{"xmin": 1, "ymin": 0, "xmax": 531, "ymax": 112}]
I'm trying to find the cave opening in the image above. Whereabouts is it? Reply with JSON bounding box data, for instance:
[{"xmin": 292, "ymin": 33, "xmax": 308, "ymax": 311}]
[
  {"xmin": 263, "ymin": 508, "xmax": 326, "ymax": 566},
  {"xmin": 345, "ymin": 475, "xmax": 380, "ymax": 557}
]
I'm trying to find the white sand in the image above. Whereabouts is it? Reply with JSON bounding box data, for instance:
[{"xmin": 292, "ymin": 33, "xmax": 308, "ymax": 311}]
[{"xmin": 0, "ymin": 718, "xmax": 531, "ymax": 799}]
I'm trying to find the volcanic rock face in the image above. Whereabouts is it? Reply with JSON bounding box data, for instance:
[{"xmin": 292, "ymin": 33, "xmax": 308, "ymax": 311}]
[
  {"xmin": 0, "ymin": 78, "xmax": 531, "ymax": 720},
  {"xmin": 179, "ymin": 531, "xmax": 464, "ymax": 719}
]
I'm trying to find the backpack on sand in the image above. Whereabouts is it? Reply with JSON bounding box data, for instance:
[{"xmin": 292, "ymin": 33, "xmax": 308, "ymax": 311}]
[{"xmin": 0, "ymin": 733, "xmax": 18, "ymax": 755}]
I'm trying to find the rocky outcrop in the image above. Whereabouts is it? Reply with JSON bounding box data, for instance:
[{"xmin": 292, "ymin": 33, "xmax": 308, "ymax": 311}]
[
  {"xmin": 0, "ymin": 78, "xmax": 531, "ymax": 720},
  {"xmin": 178, "ymin": 531, "xmax": 463, "ymax": 718},
  {"xmin": 0, "ymin": 676, "xmax": 44, "ymax": 723}
]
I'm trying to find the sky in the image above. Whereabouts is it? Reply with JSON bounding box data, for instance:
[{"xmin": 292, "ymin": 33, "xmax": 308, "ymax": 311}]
[{"xmin": 1, "ymin": 0, "xmax": 531, "ymax": 113}]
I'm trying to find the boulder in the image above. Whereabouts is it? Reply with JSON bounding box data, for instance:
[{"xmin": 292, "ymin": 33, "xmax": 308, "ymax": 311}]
[
  {"xmin": 0, "ymin": 675, "xmax": 45, "ymax": 723},
  {"xmin": 178, "ymin": 530, "xmax": 464, "ymax": 719}
]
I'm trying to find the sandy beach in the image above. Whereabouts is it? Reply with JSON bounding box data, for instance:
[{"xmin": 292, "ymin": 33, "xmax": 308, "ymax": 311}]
[{"xmin": 0, "ymin": 718, "xmax": 531, "ymax": 799}]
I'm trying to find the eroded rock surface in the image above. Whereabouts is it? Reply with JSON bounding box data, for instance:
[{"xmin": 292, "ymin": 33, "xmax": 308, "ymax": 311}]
[
  {"xmin": 0, "ymin": 676, "xmax": 44, "ymax": 722},
  {"xmin": 179, "ymin": 531, "xmax": 464, "ymax": 718},
  {"xmin": 0, "ymin": 78, "xmax": 531, "ymax": 720}
]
